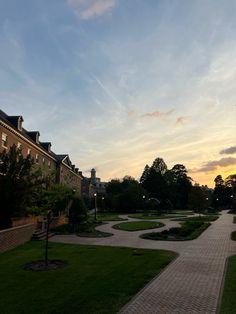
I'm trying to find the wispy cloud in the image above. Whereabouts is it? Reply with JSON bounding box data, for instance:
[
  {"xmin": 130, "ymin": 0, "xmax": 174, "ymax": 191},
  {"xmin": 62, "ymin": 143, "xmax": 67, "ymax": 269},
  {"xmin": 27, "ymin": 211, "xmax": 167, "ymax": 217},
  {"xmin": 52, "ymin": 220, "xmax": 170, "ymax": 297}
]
[
  {"xmin": 175, "ymin": 116, "xmax": 189, "ymax": 125},
  {"xmin": 67, "ymin": 0, "xmax": 116, "ymax": 20},
  {"xmin": 196, "ymin": 157, "xmax": 236, "ymax": 172},
  {"xmin": 220, "ymin": 145, "xmax": 236, "ymax": 155},
  {"xmin": 141, "ymin": 109, "xmax": 174, "ymax": 119}
]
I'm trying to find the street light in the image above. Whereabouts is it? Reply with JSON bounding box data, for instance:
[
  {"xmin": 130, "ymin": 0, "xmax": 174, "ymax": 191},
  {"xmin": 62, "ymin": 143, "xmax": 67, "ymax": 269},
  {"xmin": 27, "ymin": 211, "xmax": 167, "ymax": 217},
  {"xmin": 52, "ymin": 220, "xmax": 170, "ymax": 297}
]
[
  {"xmin": 101, "ymin": 196, "xmax": 105, "ymax": 211},
  {"xmin": 142, "ymin": 195, "xmax": 146, "ymax": 213},
  {"xmin": 94, "ymin": 193, "xmax": 97, "ymax": 221}
]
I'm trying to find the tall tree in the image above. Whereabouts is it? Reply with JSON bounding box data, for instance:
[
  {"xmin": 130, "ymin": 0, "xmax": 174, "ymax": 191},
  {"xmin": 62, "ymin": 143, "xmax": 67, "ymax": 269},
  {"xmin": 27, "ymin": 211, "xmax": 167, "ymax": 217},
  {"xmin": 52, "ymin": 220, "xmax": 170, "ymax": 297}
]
[
  {"xmin": 140, "ymin": 165, "xmax": 150, "ymax": 184},
  {"xmin": 188, "ymin": 186, "xmax": 208, "ymax": 213},
  {"xmin": 169, "ymin": 164, "xmax": 192, "ymax": 209},
  {"xmin": 152, "ymin": 158, "xmax": 168, "ymax": 175},
  {"xmin": 140, "ymin": 158, "xmax": 168, "ymax": 201},
  {"xmin": 0, "ymin": 145, "xmax": 42, "ymax": 229},
  {"xmin": 213, "ymin": 174, "xmax": 227, "ymax": 208}
]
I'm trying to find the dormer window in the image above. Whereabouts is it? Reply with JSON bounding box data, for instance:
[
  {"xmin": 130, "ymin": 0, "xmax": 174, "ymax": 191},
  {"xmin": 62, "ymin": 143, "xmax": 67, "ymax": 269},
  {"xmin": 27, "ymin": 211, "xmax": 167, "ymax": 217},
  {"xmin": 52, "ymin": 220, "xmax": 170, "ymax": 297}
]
[
  {"xmin": 35, "ymin": 154, "xmax": 39, "ymax": 163},
  {"xmin": 27, "ymin": 131, "xmax": 40, "ymax": 144},
  {"xmin": 17, "ymin": 142, "xmax": 22, "ymax": 150},
  {"xmin": 1, "ymin": 133, "xmax": 8, "ymax": 148}
]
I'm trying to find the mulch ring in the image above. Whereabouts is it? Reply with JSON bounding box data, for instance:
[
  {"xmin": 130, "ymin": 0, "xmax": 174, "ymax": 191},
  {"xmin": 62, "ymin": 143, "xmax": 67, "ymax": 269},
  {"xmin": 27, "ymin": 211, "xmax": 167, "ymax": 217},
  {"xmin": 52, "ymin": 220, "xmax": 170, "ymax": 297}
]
[{"xmin": 23, "ymin": 260, "xmax": 67, "ymax": 272}]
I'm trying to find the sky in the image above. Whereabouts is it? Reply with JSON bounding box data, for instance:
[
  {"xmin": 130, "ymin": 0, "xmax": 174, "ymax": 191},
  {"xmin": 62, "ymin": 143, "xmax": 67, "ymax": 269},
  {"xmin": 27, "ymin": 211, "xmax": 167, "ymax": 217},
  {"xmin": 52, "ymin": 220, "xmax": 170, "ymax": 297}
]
[{"xmin": 0, "ymin": 0, "xmax": 236, "ymax": 187}]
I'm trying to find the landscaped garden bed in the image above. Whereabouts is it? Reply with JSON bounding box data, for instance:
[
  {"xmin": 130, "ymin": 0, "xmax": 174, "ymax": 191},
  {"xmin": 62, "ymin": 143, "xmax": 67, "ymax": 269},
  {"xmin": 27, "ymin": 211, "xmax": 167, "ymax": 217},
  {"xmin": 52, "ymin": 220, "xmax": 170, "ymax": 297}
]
[
  {"xmin": 141, "ymin": 220, "xmax": 210, "ymax": 241},
  {"xmin": 128, "ymin": 213, "xmax": 187, "ymax": 220},
  {"xmin": 0, "ymin": 241, "xmax": 176, "ymax": 314},
  {"xmin": 113, "ymin": 221, "xmax": 164, "ymax": 231}
]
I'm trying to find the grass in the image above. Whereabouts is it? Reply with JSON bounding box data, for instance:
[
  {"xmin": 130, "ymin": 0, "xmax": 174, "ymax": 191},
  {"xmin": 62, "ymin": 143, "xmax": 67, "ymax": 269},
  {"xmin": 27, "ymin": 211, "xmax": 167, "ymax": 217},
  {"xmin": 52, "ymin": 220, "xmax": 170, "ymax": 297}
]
[
  {"xmin": 52, "ymin": 220, "xmax": 113, "ymax": 238},
  {"xmin": 0, "ymin": 241, "xmax": 176, "ymax": 314},
  {"xmin": 128, "ymin": 213, "xmax": 187, "ymax": 220},
  {"xmin": 96, "ymin": 212, "xmax": 127, "ymax": 221},
  {"xmin": 112, "ymin": 221, "xmax": 164, "ymax": 231},
  {"xmin": 175, "ymin": 210, "xmax": 194, "ymax": 215},
  {"xmin": 141, "ymin": 220, "xmax": 210, "ymax": 241},
  {"xmin": 231, "ymin": 231, "xmax": 236, "ymax": 241},
  {"xmin": 220, "ymin": 255, "xmax": 236, "ymax": 313},
  {"xmin": 172, "ymin": 215, "xmax": 219, "ymax": 222}
]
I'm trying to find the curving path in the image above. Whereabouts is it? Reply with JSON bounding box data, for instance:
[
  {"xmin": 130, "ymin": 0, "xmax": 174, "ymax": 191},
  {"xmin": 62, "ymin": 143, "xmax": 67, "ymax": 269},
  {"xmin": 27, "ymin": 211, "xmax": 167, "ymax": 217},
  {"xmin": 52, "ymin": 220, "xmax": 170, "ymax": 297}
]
[{"xmin": 51, "ymin": 211, "xmax": 236, "ymax": 314}]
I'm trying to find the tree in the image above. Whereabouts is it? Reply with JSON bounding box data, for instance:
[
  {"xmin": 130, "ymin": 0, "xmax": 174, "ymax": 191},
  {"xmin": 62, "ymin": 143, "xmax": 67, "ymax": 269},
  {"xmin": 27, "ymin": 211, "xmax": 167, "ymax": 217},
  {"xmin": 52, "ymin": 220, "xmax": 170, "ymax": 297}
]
[
  {"xmin": 152, "ymin": 158, "xmax": 168, "ymax": 175},
  {"xmin": 0, "ymin": 145, "xmax": 43, "ymax": 230},
  {"xmin": 106, "ymin": 176, "xmax": 147, "ymax": 212},
  {"xmin": 140, "ymin": 158, "xmax": 168, "ymax": 202},
  {"xmin": 188, "ymin": 186, "xmax": 208, "ymax": 214},
  {"xmin": 212, "ymin": 174, "xmax": 228, "ymax": 209},
  {"xmin": 140, "ymin": 165, "xmax": 150, "ymax": 184},
  {"xmin": 39, "ymin": 184, "xmax": 73, "ymax": 216},
  {"xmin": 169, "ymin": 164, "xmax": 192, "ymax": 209},
  {"xmin": 68, "ymin": 197, "xmax": 87, "ymax": 232}
]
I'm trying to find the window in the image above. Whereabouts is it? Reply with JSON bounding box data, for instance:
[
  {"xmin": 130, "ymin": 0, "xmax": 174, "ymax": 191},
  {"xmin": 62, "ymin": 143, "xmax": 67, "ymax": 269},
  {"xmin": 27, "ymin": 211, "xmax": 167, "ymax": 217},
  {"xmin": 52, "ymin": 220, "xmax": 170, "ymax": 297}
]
[
  {"xmin": 1, "ymin": 133, "xmax": 8, "ymax": 148},
  {"xmin": 27, "ymin": 148, "xmax": 31, "ymax": 155},
  {"xmin": 48, "ymin": 161, "xmax": 51, "ymax": 168},
  {"xmin": 17, "ymin": 142, "xmax": 22, "ymax": 150},
  {"xmin": 42, "ymin": 158, "xmax": 45, "ymax": 165},
  {"xmin": 35, "ymin": 154, "xmax": 39, "ymax": 163}
]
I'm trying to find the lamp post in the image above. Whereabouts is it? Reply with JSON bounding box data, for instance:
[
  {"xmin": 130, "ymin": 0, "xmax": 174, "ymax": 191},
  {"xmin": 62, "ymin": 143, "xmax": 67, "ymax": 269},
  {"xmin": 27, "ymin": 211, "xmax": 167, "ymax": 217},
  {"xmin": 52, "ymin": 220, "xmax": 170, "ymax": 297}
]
[
  {"xmin": 142, "ymin": 195, "xmax": 146, "ymax": 213},
  {"xmin": 94, "ymin": 193, "xmax": 97, "ymax": 221},
  {"xmin": 102, "ymin": 196, "xmax": 105, "ymax": 212}
]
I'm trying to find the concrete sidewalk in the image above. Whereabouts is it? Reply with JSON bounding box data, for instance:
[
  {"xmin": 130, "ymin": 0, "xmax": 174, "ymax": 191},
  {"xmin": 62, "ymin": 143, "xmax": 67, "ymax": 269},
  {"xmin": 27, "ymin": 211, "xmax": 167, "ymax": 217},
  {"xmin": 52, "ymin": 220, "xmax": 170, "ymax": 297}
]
[{"xmin": 51, "ymin": 212, "xmax": 236, "ymax": 314}]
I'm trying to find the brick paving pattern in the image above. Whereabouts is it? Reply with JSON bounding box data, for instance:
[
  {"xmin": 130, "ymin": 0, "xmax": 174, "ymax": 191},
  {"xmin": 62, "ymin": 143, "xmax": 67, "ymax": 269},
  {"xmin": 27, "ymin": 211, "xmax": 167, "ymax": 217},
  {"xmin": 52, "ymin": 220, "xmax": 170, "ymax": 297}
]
[{"xmin": 51, "ymin": 211, "xmax": 236, "ymax": 314}]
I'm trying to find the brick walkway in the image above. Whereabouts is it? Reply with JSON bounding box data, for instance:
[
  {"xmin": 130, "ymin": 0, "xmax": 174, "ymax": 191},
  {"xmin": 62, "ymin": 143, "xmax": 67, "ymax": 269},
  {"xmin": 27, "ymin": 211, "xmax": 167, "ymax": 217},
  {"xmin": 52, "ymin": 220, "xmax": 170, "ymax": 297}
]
[{"xmin": 51, "ymin": 212, "xmax": 236, "ymax": 314}]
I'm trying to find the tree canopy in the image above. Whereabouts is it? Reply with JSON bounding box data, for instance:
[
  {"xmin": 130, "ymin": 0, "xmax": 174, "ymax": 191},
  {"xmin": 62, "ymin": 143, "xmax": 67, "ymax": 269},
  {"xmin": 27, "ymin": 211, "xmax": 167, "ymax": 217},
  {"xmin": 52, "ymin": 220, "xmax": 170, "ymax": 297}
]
[
  {"xmin": 0, "ymin": 145, "xmax": 43, "ymax": 229},
  {"xmin": 140, "ymin": 157, "xmax": 192, "ymax": 209}
]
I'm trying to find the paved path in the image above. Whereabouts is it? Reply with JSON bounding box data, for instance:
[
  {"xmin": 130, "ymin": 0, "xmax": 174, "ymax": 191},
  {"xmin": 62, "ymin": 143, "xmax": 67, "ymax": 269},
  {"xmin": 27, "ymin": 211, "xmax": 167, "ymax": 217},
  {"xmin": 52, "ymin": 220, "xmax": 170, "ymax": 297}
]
[{"xmin": 51, "ymin": 212, "xmax": 236, "ymax": 314}]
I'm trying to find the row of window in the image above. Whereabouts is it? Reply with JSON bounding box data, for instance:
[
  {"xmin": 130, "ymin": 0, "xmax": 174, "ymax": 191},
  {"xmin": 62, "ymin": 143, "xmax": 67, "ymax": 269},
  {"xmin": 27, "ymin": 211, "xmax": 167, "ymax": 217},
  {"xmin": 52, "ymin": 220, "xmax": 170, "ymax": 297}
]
[{"xmin": 1, "ymin": 132, "xmax": 51, "ymax": 168}]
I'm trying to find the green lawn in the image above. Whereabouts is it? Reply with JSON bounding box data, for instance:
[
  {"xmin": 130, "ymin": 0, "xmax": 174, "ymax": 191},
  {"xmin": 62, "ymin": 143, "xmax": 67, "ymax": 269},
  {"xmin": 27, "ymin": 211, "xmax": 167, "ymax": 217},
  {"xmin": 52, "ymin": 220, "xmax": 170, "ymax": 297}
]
[
  {"xmin": 0, "ymin": 242, "xmax": 176, "ymax": 314},
  {"xmin": 52, "ymin": 220, "xmax": 113, "ymax": 238},
  {"xmin": 220, "ymin": 255, "xmax": 236, "ymax": 313},
  {"xmin": 175, "ymin": 210, "xmax": 194, "ymax": 215},
  {"xmin": 128, "ymin": 213, "xmax": 187, "ymax": 220},
  {"xmin": 113, "ymin": 221, "xmax": 164, "ymax": 231},
  {"xmin": 96, "ymin": 212, "xmax": 127, "ymax": 221},
  {"xmin": 231, "ymin": 231, "xmax": 236, "ymax": 241},
  {"xmin": 172, "ymin": 215, "xmax": 219, "ymax": 222}
]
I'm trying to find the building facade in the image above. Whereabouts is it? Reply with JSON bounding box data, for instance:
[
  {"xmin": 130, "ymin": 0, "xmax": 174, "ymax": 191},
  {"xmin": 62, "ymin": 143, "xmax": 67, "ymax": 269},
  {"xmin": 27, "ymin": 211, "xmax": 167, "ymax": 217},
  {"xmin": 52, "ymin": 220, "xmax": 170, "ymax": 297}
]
[{"xmin": 0, "ymin": 110, "xmax": 83, "ymax": 194}]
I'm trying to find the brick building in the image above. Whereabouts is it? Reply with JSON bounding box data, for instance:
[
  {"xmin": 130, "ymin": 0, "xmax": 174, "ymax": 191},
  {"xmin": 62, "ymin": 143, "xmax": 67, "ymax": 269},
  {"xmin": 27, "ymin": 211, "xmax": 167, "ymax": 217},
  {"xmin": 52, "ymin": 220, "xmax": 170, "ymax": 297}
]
[{"xmin": 0, "ymin": 110, "xmax": 83, "ymax": 194}]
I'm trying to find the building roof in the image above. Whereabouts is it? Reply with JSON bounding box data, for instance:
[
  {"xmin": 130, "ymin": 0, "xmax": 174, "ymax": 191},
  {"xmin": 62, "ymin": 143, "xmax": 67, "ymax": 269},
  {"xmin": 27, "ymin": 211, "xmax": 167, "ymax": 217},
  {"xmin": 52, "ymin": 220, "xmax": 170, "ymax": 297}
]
[{"xmin": 0, "ymin": 109, "xmax": 82, "ymax": 177}]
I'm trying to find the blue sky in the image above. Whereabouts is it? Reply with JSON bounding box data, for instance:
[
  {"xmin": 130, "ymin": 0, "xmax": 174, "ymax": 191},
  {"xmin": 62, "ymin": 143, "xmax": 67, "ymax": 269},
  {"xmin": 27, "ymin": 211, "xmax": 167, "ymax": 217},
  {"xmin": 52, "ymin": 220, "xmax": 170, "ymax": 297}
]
[{"xmin": 1, "ymin": 0, "xmax": 236, "ymax": 186}]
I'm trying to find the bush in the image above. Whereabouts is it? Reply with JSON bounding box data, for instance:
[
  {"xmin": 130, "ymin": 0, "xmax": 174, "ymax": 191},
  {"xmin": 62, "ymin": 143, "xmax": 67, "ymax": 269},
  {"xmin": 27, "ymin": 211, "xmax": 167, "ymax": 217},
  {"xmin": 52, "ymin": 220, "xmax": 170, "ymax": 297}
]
[
  {"xmin": 141, "ymin": 220, "xmax": 209, "ymax": 241},
  {"xmin": 68, "ymin": 197, "xmax": 87, "ymax": 232}
]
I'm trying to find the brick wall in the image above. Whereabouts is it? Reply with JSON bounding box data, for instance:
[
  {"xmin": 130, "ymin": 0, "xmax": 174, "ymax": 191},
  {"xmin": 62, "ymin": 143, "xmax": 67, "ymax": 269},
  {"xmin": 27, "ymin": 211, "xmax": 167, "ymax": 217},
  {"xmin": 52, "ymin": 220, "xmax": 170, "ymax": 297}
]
[
  {"xmin": 50, "ymin": 216, "xmax": 68, "ymax": 229},
  {"xmin": 12, "ymin": 216, "xmax": 41, "ymax": 227},
  {"xmin": 0, "ymin": 224, "xmax": 36, "ymax": 253}
]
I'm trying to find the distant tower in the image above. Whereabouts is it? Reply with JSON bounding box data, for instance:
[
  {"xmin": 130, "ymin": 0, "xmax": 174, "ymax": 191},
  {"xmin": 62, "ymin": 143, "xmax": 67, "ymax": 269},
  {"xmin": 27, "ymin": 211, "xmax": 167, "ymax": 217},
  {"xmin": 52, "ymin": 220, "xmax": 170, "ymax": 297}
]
[{"xmin": 91, "ymin": 168, "xmax": 96, "ymax": 184}]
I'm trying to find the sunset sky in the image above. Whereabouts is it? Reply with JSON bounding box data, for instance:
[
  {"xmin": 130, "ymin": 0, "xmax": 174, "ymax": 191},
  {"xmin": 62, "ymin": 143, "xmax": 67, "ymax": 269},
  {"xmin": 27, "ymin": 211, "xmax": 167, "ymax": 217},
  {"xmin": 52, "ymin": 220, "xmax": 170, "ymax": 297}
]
[{"xmin": 1, "ymin": 0, "xmax": 236, "ymax": 187}]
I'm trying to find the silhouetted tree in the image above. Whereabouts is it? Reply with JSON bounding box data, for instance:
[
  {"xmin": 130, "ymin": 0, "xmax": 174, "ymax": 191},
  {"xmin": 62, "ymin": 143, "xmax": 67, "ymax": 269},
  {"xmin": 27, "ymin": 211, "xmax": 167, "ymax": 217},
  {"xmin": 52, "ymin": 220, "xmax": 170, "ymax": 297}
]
[
  {"xmin": 106, "ymin": 176, "xmax": 146, "ymax": 212},
  {"xmin": 169, "ymin": 164, "xmax": 192, "ymax": 209},
  {"xmin": 188, "ymin": 186, "xmax": 208, "ymax": 214},
  {"xmin": 0, "ymin": 145, "xmax": 43, "ymax": 229}
]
